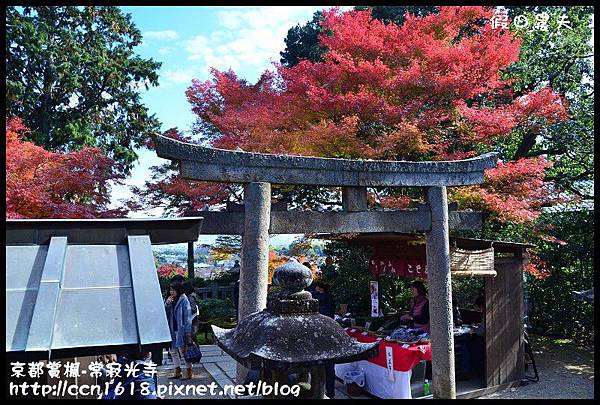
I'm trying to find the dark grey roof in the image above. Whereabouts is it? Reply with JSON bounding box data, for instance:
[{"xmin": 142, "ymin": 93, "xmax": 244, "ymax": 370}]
[
  {"xmin": 542, "ymin": 199, "xmax": 594, "ymax": 213},
  {"xmin": 542, "ymin": 180, "xmax": 594, "ymax": 213},
  {"xmin": 6, "ymin": 217, "xmax": 204, "ymax": 245},
  {"xmin": 6, "ymin": 218, "xmax": 203, "ymax": 360},
  {"xmin": 572, "ymin": 287, "xmax": 594, "ymax": 303}
]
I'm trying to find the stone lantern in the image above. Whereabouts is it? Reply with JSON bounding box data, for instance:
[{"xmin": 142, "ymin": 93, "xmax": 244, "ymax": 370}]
[{"xmin": 212, "ymin": 258, "xmax": 379, "ymax": 398}]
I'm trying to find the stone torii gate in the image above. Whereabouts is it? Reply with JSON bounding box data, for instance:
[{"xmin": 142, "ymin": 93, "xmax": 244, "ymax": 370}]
[{"xmin": 153, "ymin": 134, "xmax": 498, "ymax": 399}]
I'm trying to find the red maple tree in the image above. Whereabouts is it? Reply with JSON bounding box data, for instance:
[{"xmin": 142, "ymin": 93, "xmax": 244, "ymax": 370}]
[
  {"xmin": 182, "ymin": 7, "xmax": 568, "ymax": 220},
  {"xmin": 139, "ymin": 7, "xmax": 572, "ymax": 275},
  {"xmin": 6, "ymin": 116, "xmax": 126, "ymax": 219},
  {"xmin": 157, "ymin": 263, "xmax": 187, "ymax": 279},
  {"xmin": 130, "ymin": 128, "xmax": 234, "ymax": 215}
]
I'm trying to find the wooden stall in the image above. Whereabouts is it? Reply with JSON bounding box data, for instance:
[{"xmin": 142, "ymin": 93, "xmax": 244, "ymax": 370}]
[{"xmin": 319, "ymin": 232, "xmax": 532, "ymax": 398}]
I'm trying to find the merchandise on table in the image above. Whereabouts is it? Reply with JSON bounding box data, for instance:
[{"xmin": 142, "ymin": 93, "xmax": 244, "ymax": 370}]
[
  {"xmin": 453, "ymin": 324, "xmax": 478, "ymax": 336},
  {"xmin": 340, "ymin": 328, "xmax": 433, "ymax": 399},
  {"xmin": 389, "ymin": 327, "xmax": 430, "ymax": 343}
]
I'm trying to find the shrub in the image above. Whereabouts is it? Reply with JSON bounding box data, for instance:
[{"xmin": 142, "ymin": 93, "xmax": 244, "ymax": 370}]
[
  {"xmin": 197, "ymin": 298, "xmax": 235, "ymax": 322},
  {"xmin": 211, "ymin": 271, "xmax": 239, "ymax": 286},
  {"xmin": 323, "ymin": 241, "xmax": 415, "ymax": 316},
  {"xmin": 526, "ymin": 211, "xmax": 594, "ymax": 342},
  {"xmin": 191, "ymin": 277, "xmax": 208, "ymax": 288}
]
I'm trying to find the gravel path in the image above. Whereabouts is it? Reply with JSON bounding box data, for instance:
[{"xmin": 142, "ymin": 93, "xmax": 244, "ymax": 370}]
[{"xmin": 479, "ymin": 336, "xmax": 594, "ymax": 399}]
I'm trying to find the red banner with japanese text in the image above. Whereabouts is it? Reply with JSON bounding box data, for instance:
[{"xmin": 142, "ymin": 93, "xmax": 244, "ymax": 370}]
[{"xmin": 368, "ymin": 256, "xmax": 428, "ymax": 279}]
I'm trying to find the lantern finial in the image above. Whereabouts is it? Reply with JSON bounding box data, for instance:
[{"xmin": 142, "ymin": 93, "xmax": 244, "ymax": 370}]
[{"xmin": 272, "ymin": 258, "xmax": 313, "ymax": 294}]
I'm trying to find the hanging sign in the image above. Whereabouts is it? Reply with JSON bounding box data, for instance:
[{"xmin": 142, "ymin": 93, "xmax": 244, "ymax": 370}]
[
  {"xmin": 369, "ymin": 256, "xmax": 427, "ymax": 278},
  {"xmin": 385, "ymin": 346, "xmax": 395, "ymax": 381},
  {"xmin": 370, "ymin": 281, "xmax": 380, "ymax": 317}
]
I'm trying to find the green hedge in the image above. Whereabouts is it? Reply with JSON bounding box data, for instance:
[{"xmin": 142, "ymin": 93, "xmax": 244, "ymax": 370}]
[
  {"xmin": 526, "ymin": 211, "xmax": 594, "ymax": 342},
  {"xmin": 197, "ymin": 298, "xmax": 235, "ymax": 322}
]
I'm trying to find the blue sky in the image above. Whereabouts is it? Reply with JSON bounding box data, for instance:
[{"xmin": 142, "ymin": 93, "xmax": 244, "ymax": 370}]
[{"xmin": 114, "ymin": 6, "xmax": 340, "ymax": 244}]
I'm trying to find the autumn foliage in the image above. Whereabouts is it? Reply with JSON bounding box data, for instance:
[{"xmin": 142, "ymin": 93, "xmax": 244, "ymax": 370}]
[
  {"xmin": 157, "ymin": 263, "xmax": 187, "ymax": 279},
  {"xmin": 6, "ymin": 117, "xmax": 125, "ymax": 219},
  {"xmin": 267, "ymin": 251, "xmax": 321, "ymax": 285},
  {"xmin": 268, "ymin": 250, "xmax": 289, "ymax": 284},
  {"xmin": 451, "ymin": 156, "xmax": 559, "ymax": 223},
  {"xmin": 183, "ymin": 6, "xmax": 568, "ymax": 224},
  {"xmin": 130, "ymin": 128, "xmax": 232, "ymax": 215}
]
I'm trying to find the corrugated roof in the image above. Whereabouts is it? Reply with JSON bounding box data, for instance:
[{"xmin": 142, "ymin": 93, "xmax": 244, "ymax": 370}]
[{"xmin": 6, "ymin": 218, "xmax": 203, "ymax": 360}]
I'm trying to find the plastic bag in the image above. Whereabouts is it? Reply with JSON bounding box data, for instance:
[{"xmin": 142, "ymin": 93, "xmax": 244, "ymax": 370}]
[{"xmin": 343, "ymin": 370, "xmax": 365, "ymax": 387}]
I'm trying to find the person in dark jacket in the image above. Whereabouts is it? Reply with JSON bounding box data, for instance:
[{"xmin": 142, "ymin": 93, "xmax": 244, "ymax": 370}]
[
  {"xmin": 311, "ymin": 280, "xmax": 337, "ymax": 398},
  {"xmin": 452, "ymin": 294, "xmax": 463, "ymax": 326},
  {"xmin": 311, "ymin": 281, "xmax": 336, "ymax": 318},
  {"xmin": 458, "ymin": 295, "xmax": 486, "ymax": 380},
  {"xmin": 400, "ymin": 280, "xmax": 430, "ymax": 332},
  {"xmin": 233, "ymin": 280, "xmax": 240, "ymax": 321},
  {"xmin": 304, "ymin": 262, "xmax": 317, "ymax": 293},
  {"xmin": 182, "ymin": 280, "xmax": 200, "ymax": 339}
]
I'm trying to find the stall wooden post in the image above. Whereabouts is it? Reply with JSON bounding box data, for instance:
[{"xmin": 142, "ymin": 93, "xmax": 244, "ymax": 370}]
[
  {"xmin": 187, "ymin": 241, "xmax": 195, "ymax": 279},
  {"xmin": 485, "ymin": 255, "xmax": 525, "ymax": 387}
]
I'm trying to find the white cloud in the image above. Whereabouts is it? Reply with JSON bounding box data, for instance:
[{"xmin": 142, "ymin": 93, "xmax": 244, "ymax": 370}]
[
  {"xmin": 185, "ymin": 35, "xmax": 210, "ymax": 61},
  {"xmin": 162, "ymin": 68, "xmax": 195, "ymax": 85},
  {"xmin": 183, "ymin": 6, "xmax": 328, "ymax": 81},
  {"xmin": 144, "ymin": 30, "xmax": 179, "ymax": 40}
]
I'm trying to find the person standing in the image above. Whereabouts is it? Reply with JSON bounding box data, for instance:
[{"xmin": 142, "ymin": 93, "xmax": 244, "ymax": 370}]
[
  {"xmin": 165, "ymin": 281, "xmax": 194, "ymax": 380},
  {"xmin": 233, "ymin": 279, "xmax": 240, "ymax": 322},
  {"xmin": 452, "ymin": 294, "xmax": 463, "ymax": 326},
  {"xmin": 304, "ymin": 261, "xmax": 317, "ymax": 293},
  {"xmin": 311, "ymin": 280, "xmax": 337, "ymax": 398},
  {"xmin": 320, "ymin": 256, "xmax": 336, "ymax": 282},
  {"xmin": 458, "ymin": 295, "xmax": 486, "ymax": 380},
  {"xmin": 182, "ymin": 280, "xmax": 200, "ymax": 340}
]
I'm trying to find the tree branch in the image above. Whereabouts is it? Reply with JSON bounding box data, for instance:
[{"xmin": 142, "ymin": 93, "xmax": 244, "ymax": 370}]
[
  {"xmin": 546, "ymin": 169, "xmax": 593, "ymax": 183},
  {"xmin": 514, "ymin": 132, "xmax": 538, "ymax": 159},
  {"xmin": 527, "ymin": 147, "xmax": 567, "ymax": 157}
]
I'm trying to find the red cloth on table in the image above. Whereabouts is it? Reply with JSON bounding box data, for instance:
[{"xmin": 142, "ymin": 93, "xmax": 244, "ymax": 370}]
[{"xmin": 345, "ymin": 328, "xmax": 432, "ymax": 372}]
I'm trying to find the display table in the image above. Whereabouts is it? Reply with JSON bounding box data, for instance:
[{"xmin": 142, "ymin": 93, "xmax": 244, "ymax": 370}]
[{"xmin": 335, "ymin": 328, "xmax": 432, "ymax": 399}]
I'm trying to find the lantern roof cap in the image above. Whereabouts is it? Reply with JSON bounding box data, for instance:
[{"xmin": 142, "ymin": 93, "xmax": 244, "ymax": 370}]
[{"xmin": 212, "ymin": 259, "xmax": 378, "ymax": 370}]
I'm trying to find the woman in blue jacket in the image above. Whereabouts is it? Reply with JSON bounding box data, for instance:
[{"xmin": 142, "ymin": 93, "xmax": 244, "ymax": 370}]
[{"xmin": 165, "ymin": 281, "xmax": 194, "ymax": 380}]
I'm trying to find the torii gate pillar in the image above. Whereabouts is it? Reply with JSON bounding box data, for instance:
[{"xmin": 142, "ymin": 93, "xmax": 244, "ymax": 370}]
[
  {"xmin": 426, "ymin": 186, "xmax": 456, "ymax": 398},
  {"xmin": 236, "ymin": 181, "xmax": 271, "ymax": 383}
]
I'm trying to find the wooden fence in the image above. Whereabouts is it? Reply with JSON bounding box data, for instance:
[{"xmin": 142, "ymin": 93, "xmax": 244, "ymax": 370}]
[{"xmin": 195, "ymin": 284, "xmax": 235, "ymax": 301}]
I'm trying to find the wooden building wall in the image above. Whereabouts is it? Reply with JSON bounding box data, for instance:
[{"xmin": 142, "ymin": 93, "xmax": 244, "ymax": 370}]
[{"xmin": 484, "ymin": 256, "xmax": 525, "ymax": 387}]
